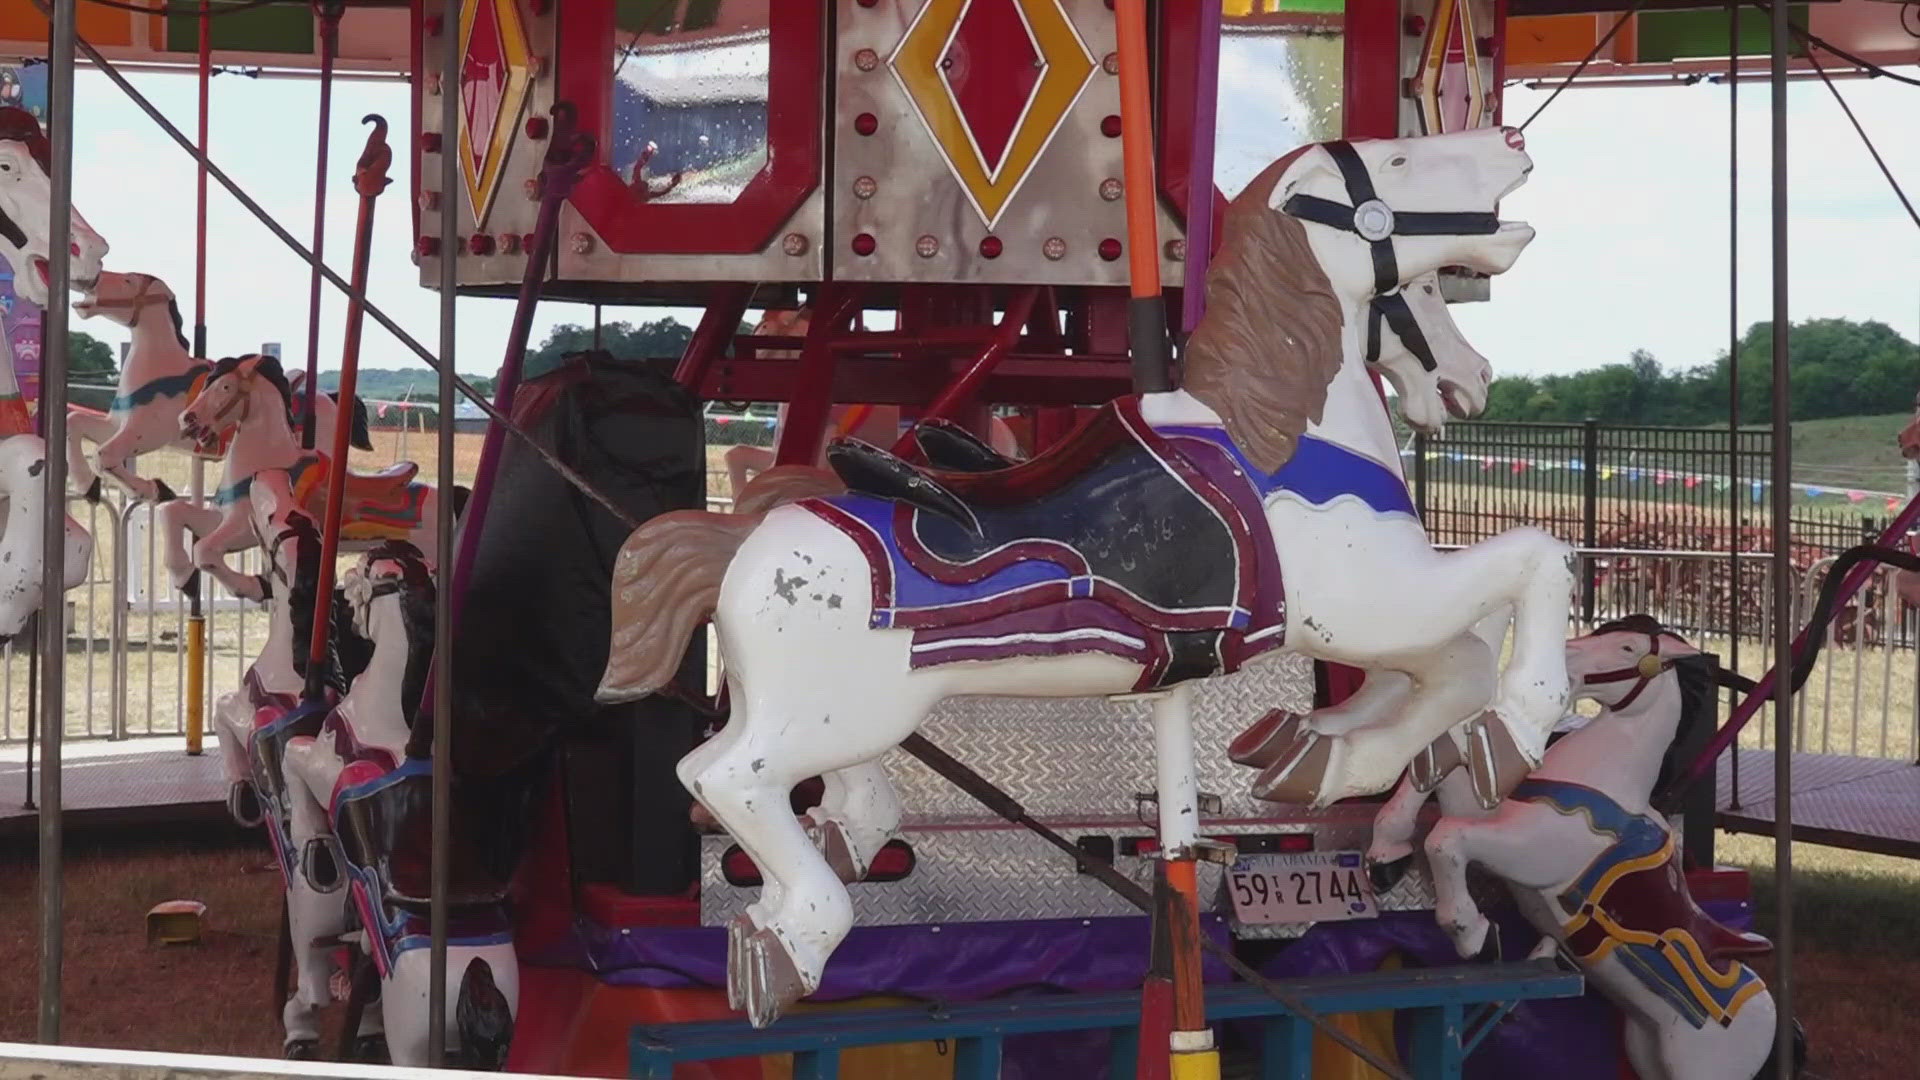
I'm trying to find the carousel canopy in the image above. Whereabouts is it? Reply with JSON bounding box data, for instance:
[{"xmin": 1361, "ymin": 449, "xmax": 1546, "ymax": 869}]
[{"xmin": 0, "ymin": 1, "xmax": 1906, "ymax": 81}]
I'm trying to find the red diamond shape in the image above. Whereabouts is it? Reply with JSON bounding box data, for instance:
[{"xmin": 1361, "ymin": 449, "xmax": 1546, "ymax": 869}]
[
  {"xmin": 462, "ymin": 1, "xmax": 508, "ymax": 181},
  {"xmin": 939, "ymin": 0, "xmax": 1043, "ymax": 178}
]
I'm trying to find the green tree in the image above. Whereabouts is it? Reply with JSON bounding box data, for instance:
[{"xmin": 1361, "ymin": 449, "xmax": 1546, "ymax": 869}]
[
  {"xmin": 525, "ymin": 317, "xmax": 695, "ymax": 377},
  {"xmin": 68, "ymin": 329, "xmax": 116, "ymax": 382}
]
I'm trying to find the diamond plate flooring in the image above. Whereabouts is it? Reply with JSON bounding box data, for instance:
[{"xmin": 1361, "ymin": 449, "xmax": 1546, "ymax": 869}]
[
  {"xmin": 0, "ymin": 736, "xmax": 226, "ymax": 839},
  {"xmin": 1716, "ymin": 747, "xmax": 1920, "ymax": 859}
]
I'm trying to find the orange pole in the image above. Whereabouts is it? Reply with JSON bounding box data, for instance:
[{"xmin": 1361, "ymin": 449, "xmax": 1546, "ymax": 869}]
[
  {"xmin": 1113, "ymin": 0, "xmax": 1170, "ymax": 393},
  {"xmin": 302, "ymin": 117, "xmax": 392, "ymax": 698}
]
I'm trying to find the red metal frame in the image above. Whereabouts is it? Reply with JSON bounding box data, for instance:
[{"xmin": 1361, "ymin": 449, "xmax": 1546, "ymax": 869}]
[
  {"xmin": 671, "ymin": 283, "xmax": 753, "ymax": 390},
  {"xmin": 1154, "ymin": 1, "xmax": 1225, "ymax": 249},
  {"xmin": 772, "ymin": 287, "xmax": 864, "ymax": 466},
  {"xmin": 560, "ymin": 0, "xmax": 824, "ymax": 256},
  {"xmin": 1343, "ymin": 0, "xmax": 1403, "ymax": 139}
]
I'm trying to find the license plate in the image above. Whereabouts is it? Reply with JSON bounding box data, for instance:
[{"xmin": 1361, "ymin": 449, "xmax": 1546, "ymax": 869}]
[{"xmin": 1226, "ymin": 851, "xmax": 1378, "ymax": 925}]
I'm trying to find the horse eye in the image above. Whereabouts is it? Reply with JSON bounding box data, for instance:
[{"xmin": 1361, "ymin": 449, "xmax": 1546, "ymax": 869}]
[
  {"xmin": 1389, "ymin": 156, "xmax": 1407, "ymax": 167},
  {"xmin": 1422, "ymin": 284, "xmax": 1434, "ymax": 295}
]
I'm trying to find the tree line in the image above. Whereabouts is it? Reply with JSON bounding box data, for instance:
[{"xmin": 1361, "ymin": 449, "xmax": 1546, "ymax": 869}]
[{"xmin": 1483, "ymin": 318, "xmax": 1919, "ymax": 425}]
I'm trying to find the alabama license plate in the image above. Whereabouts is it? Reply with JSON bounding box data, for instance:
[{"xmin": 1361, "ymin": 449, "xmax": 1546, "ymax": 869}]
[{"xmin": 1226, "ymin": 851, "xmax": 1378, "ymax": 925}]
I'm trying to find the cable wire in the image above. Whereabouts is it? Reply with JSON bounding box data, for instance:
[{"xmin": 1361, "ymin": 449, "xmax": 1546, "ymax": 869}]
[{"xmin": 1518, "ymin": 0, "xmax": 1647, "ymax": 131}]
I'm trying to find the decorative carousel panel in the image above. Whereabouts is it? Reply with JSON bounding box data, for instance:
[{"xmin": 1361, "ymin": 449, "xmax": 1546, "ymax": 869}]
[
  {"xmin": 413, "ymin": 0, "xmax": 557, "ymax": 292},
  {"xmin": 553, "ymin": 0, "xmax": 826, "ymax": 289},
  {"xmin": 833, "ymin": 0, "xmax": 1184, "ymax": 287}
]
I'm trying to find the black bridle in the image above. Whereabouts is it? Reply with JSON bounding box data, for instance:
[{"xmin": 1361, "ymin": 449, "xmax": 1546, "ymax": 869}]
[{"xmin": 1280, "ymin": 140, "xmax": 1505, "ymax": 372}]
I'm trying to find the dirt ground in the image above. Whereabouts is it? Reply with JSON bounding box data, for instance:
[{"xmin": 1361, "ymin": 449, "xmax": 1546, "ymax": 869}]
[{"xmin": 2, "ymin": 832, "xmax": 1918, "ymax": 1074}]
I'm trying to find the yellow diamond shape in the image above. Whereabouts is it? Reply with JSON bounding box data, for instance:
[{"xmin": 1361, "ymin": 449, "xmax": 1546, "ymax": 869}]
[
  {"xmin": 457, "ymin": 0, "xmax": 533, "ymax": 227},
  {"xmin": 1414, "ymin": 0, "xmax": 1487, "ymax": 136},
  {"xmin": 890, "ymin": 0, "xmax": 1096, "ymax": 229}
]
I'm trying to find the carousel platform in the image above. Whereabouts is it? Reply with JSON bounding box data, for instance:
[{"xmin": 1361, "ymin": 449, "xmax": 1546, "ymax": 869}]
[
  {"xmin": 0, "ymin": 735, "xmax": 228, "ymax": 841},
  {"xmin": 1717, "ymin": 747, "xmax": 1920, "ymax": 859}
]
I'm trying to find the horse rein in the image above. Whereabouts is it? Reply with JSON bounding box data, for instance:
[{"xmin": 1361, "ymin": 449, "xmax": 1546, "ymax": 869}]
[
  {"xmin": 83, "ymin": 273, "xmax": 166, "ymax": 327},
  {"xmin": 1581, "ymin": 632, "xmax": 1676, "ymax": 711},
  {"xmin": 1280, "ymin": 139, "xmax": 1507, "ymax": 373}
]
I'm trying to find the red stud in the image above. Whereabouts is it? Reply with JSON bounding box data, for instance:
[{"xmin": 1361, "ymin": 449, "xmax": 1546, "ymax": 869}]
[
  {"xmin": 978, "ymin": 236, "xmax": 1003, "ymax": 259},
  {"xmin": 468, "ymin": 234, "xmax": 495, "ymax": 256},
  {"xmin": 420, "ymin": 132, "xmax": 442, "ymax": 153},
  {"xmin": 415, "ymin": 236, "xmax": 441, "ymax": 258},
  {"xmin": 1098, "ymin": 238, "xmax": 1123, "ymax": 261},
  {"xmin": 525, "ymin": 116, "xmax": 549, "ymax": 140},
  {"xmin": 528, "ymin": 0, "xmax": 551, "ymax": 13},
  {"xmin": 1402, "ymin": 15, "xmax": 1426, "ymax": 36},
  {"xmin": 523, "ymin": 233, "xmax": 538, "ymax": 252},
  {"xmin": 1100, "ymin": 114, "xmax": 1122, "ymax": 138},
  {"xmin": 855, "ymin": 112, "xmax": 879, "ymax": 136},
  {"xmin": 424, "ymin": 14, "xmax": 443, "ymax": 35},
  {"xmin": 500, "ymin": 233, "xmax": 523, "ymax": 255},
  {"xmin": 852, "ymin": 233, "xmax": 877, "ymax": 256}
]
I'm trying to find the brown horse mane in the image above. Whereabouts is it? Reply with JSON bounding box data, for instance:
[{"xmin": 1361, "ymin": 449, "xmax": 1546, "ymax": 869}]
[
  {"xmin": 1181, "ymin": 148, "xmax": 1346, "ymax": 475},
  {"xmin": 0, "ymin": 107, "xmax": 51, "ymax": 173}
]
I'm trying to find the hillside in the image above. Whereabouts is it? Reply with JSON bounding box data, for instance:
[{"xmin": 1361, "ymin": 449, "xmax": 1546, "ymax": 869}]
[{"xmin": 1788, "ymin": 412, "xmax": 1912, "ymax": 493}]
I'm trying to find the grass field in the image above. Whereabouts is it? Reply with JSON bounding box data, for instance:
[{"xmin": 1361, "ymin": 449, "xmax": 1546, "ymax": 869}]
[{"xmin": 1786, "ymin": 413, "xmax": 1914, "ymax": 494}]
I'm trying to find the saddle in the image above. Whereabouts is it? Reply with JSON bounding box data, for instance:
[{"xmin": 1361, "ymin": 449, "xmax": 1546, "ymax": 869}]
[
  {"xmin": 1562, "ymin": 840, "xmax": 1773, "ymax": 968},
  {"xmin": 332, "ymin": 765, "xmax": 510, "ymax": 910},
  {"xmin": 815, "ymin": 398, "xmax": 1278, "ymax": 690},
  {"xmin": 290, "ymin": 458, "xmax": 425, "ymax": 539}
]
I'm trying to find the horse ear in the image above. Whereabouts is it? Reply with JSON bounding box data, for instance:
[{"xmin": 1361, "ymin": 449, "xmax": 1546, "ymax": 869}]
[{"xmin": 351, "ymin": 396, "xmax": 373, "ymax": 450}]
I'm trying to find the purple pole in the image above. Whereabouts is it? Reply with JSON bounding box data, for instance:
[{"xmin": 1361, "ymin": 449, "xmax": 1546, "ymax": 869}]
[{"xmin": 1180, "ymin": 1, "xmax": 1222, "ymax": 335}]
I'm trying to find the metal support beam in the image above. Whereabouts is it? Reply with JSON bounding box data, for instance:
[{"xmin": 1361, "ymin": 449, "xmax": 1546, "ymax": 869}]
[
  {"xmin": 1767, "ymin": 0, "xmax": 1794, "ymax": 1072},
  {"xmin": 36, "ymin": 0, "xmax": 77, "ymax": 1045},
  {"xmin": 429, "ymin": 0, "xmax": 459, "ymax": 1064}
]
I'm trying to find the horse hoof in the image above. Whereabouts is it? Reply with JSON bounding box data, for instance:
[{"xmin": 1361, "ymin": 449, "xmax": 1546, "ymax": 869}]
[
  {"xmin": 152, "ymin": 478, "xmax": 177, "ymax": 504},
  {"xmin": 1250, "ymin": 730, "xmax": 1334, "ymax": 806},
  {"xmin": 1228, "ymin": 709, "xmax": 1303, "ymax": 770},
  {"xmin": 1465, "ymin": 711, "xmax": 1534, "ymax": 810},
  {"xmin": 740, "ymin": 927, "xmax": 808, "ymax": 1029},
  {"xmin": 725, "ymin": 914, "xmax": 754, "ymax": 1012},
  {"xmin": 283, "ymin": 1039, "xmax": 319, "ymax": 1061},
  {"xmin": 83, "ymin": 477, "xmax": 102, "ymax": 504},
  {"xmin": 805, "ymin": 816, "xmax": 866, "ymax": 884},
  {"xmin": 226, "ymin": 781, "xmax": 264, "ymax": 828},
  {"xmin": 1367, "ymin": 854, "xmax": 1412, "ymax": 895},
  {"xmin": 352, "ymin": 1035, "xmax": 390, "ymax": 1065}
]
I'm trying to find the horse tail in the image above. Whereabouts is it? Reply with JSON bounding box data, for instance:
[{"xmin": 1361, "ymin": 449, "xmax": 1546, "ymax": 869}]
[
  {"xmin": 597, "ymin": 510, "xmax": 763, "ymax": 703},
  {"xmin": 349, "ymin": 395, "xmax": 373, "ymax": 450}
]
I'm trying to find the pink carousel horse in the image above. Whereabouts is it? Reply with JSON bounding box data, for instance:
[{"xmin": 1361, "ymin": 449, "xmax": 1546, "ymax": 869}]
[
  {"xmin": 279, "ymin": 543, "xmax": 518, "ymax": 1068},
  {"xmin": 598, "ymin": 129, "xmax": 1571, "ymax": 1025},
  {"xmin": 1415, "ymin": 617, "xmax": 1795, "ymax": 1080},
  {"xmin": 68, "ymin": 270, "xmax": 371, "ymax": 504},
  {"xmin": 160, "ymin": 352, "xmax": 461, "ymax": 600},
  {"xmin": 1892, "ymin": 394, "xmax": 1920, "ymax": 609}
]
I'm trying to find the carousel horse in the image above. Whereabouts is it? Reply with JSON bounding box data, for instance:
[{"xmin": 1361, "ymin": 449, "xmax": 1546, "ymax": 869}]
[
  {"xmin": 160, "ymin": 352, "xmax": 461, "ymax": 600},
  {"xmin": 599, "ymin": 129, "xmax": 1571, "ymax": 1025},
  {"xmin": 0, "ymin": 106, "xmax": 108, "ymax": 307},
  {"xmin": 1892, "ymin": 393, "xmax": 1920, "ymax": 608},
  {"xmin": 279, "ymin": 543, "xmax": 518, "ymax": 1069},
  {"xmin": 0, "ymin": 106, "xmax": 104, "ymax": 636},
  {"xmin": 1417, "ymin": 617, "xmax": 1795, "ymax": 1080},
  {"xmin": 68, "ymin": 270, "xmax": 372, "ymax": 504}
]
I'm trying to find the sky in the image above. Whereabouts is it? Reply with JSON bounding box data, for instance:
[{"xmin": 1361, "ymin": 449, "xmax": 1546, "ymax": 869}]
[{"xmin": 57, "ymin": 58, "xmax": 1920, "ymax": 386}]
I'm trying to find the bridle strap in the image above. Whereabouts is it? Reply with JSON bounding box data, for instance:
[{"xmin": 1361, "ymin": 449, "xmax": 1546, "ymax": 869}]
[
  {"xmin": 85, "ymin": 274, "xmax": 166, "ymax": 326},
  {"xmin": 1582, "ymin": 632, "xmax": 1675, "ymax": 711},
  {"xmin": 1280, "ymin": 140, "xmax": 1502, "ymax": 373}
]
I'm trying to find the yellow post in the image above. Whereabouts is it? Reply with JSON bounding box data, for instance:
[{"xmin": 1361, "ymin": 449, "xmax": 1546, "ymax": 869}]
[{"xmin": 185, "ymin": 615, "xmax": 205, "ymax": 755}]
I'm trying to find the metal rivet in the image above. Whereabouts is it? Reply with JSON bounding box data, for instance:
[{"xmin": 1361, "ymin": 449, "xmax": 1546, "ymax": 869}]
[
  {"xmin": 420, "ymin": 132, "xmax": 442, "ymax": 153},
  {"xmin": 855, "ymin": 112, "xmax": 879, "ymax": 136},
  {"xmin": 1102, "ymin": 52, "xmax": 1119, "ymax": 75},
  {"xmin": 500, "ymin": 233, "xmax": 523, "ymax": 255},
  {"xmin": 420, "ymin": 191, "xmax": 440, "ymax": 212},
  {"xmin": 1165, "ymin": 238, "xmax": 1186, "ymax": 261},
  {"xmin": 525, "ymin": 116, "xmax": 549, "ymax": 140},
  {"xmin": 1043, "ymin": 237, "xmax": 1067, "ymax": 261},
  {"xmin": 782, "ymin": 233, "xmax": 810, "ymax": 256},
  {"xmin": 529, "ymin": 55, "xmax": 549, "ymax": 78},
  {"xmin": 1100, "ymin": 114, "xmax": 1122, "ymax": 138},
  {"xmin": 1098, "ymin": 237, "xmax": 1123, "ymax": 261},
  {"xmin": 852, "ymin": 175, "xmax": 878, "ymax": 199},
  {"xmin": 570, "ymin": 232, "xmax": 595, "ymax": 255},
  {"xmin": 1099, "ymin": 178, "xmax": 1123, "ymax": 201},
  {"xmin": 854, "ymin": 48, "xmax": 880, "ymax": 72},
  {"xmin": 1403, "ymin": 15, "xmax": 1426, "ymax": 35},
  {"xmin": 468, "ymin": 233, "xmax": 495, "ymax": 256},
  {"xmin": 915, "ymin": 235, "xmax": 940, "ymax": 258},
  {"xmin": 425, "ymin": 73, "xmax": 442, "ymax": 96},
  {"xmin": 524, "ymin": 178, "xmax": 541, "ymax": 201},
  {"xmin": 852, "ymin": 233, "xmax": 877, "ymax": 256},
  {"xmin": 414, "ymin": 236, "xmax": 440, "ymax": 258},
  {"xmin": 979, "ymin": 235, "xmax": 1003, "ymax": 259},
  {"xmin": 424, "ymin": 14, "xmax": 443, "ymax": 35}
]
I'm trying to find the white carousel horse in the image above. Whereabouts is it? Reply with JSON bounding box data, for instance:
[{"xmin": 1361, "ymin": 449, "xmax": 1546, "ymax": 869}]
[
  {"xmin": 280, "ymin": 543, "xmax": 518, "ymax": 1069},
  {"xmin": 0, "ymin": 106, "xmax": 104, "ymax": 637},
  {"xmin": 1417, "ymin": 617, "xmax": 1790, "ymax": 1080},
  {"xmin": 598, "ymin": 129, "xmax": 1571, "ymax": 1025},
  {"xmin": 68, "ymin": 270, "xmax": 372, "ymax": 504},
  {"xmin": 159, "ymin": 352, "xmax": 457, "ymax": 600},
  {"xmin": 0, "ymin": 105, "xmax": 108, "ymax": 307}
]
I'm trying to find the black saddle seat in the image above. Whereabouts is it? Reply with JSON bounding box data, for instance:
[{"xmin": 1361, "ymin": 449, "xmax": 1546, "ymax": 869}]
[
  {"xmin": 913, "ymin": 418, "xmax": 1015, "ymax": 473},
  {"xmin": 335, "ymin": 770, "xmax": 510, "ymax": 909},
  {"xmin": 831, "ymin": 399, "xmax": 1246, "ymax": 627}
]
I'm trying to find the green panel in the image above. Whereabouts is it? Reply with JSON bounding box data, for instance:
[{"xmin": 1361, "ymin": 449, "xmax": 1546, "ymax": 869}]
[
  {"xmin": 1279, "ymin": 0, "xmax": 1346, "ymax": 13},
  {"xmin": 165, "ymin": 3, "xmax": 313, "ymax": 56},
  {"xmin": 1635, "ymin": 6, "xmax": 1809, "ymax": 63}
]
